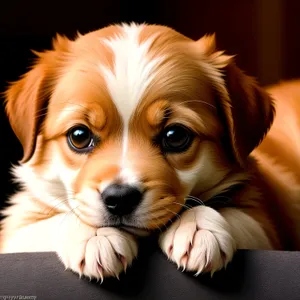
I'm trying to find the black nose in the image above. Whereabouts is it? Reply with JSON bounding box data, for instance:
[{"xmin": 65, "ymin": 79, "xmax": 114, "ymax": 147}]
[{"xmin": 101, "ymin": 184, "xmax": 143, "ymax": 216}]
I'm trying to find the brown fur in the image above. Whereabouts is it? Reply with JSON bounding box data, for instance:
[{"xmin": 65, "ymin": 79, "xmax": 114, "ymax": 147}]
[{"xmin": 1, "ymin": 24, "xmax": 300, "ymax": 276}]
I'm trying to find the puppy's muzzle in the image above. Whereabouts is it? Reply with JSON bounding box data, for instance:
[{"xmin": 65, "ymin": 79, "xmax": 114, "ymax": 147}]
[{"xmin": 101, "ymin": 183, "xmax": 143, "ymax": 216}]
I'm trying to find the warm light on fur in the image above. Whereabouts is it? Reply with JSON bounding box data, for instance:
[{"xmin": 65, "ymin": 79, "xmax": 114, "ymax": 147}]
[{"xmin": 1, "ymin": 23, "xmax": 300, "ymax": 281}]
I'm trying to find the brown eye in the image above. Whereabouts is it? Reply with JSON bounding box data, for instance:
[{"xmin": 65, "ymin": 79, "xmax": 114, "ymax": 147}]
[
  {"xmin": 161, "ymin": 124, "xmax": 194, "ymax": 153},
  {"xmin": 67, "ymin": 125, "xmax": 95, "ymax": 153}
]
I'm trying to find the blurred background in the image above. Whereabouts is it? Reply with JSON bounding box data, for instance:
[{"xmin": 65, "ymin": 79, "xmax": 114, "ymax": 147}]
[{"xmin": 0, "ymin": 0, "xmax": 299, "ymax": 208}]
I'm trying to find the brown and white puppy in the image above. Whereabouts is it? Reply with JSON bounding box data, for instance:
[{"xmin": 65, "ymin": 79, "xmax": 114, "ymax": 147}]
[{"xmin": 1, "ymin": 23, "xmax": 300, "ymax": 281}]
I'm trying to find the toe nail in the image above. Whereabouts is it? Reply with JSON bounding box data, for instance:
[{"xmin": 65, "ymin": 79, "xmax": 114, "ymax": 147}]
[
  {"xmin": 120, "ymin": 255, "xmax": 128, "ymax": 272},
  {"xmin": 96, "ymin": 255, "xmax": 103, "ymax": 267},
  {"xmin": 97, "ymin": 264, "xmax": 103, "ymax": 276}
]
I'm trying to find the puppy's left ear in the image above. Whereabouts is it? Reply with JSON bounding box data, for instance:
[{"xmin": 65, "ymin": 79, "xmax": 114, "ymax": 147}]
[
  {"xmin": 5, "ymin": 35, "xmax": 71, "ymax": 163},
  {"xmin": 196, "ymin": 34, "xmax": 275, "ymax": 167}
]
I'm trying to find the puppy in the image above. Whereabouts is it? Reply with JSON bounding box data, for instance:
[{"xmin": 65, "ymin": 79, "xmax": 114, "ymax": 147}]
[{"xmin": 1, "ymin": 23, "xmax": 300, "ymax": 281}]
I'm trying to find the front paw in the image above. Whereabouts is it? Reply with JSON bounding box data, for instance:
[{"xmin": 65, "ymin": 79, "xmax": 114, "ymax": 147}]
[
  {"xmin": 159, "ymin": 206, "xmax": 236, "ymax": 276},
  {"xmin": 59, "ymin": 227, "xmax": 138, "ymax": 282}
]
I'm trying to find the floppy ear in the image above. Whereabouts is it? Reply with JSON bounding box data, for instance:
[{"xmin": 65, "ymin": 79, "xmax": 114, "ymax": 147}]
[
  {"xmin": 5, "ymin": 35, "xmax": 70, "ymax": 163},
  {"xmin": 196, "ymin": 34, "xmax": 275, "ymax": 167},
  {"xmin": 220, "ymin": 62, "xmax": 275, "ymax": 166}
]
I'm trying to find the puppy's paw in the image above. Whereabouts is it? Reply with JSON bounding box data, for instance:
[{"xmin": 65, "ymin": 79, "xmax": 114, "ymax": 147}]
[
  {"xmin": 59, "ymin": 227, "xmax": 138, "ymax": 282},
  {"xmin": 159, "ymin": 206, "xmax": 236, "ymax": 276}
]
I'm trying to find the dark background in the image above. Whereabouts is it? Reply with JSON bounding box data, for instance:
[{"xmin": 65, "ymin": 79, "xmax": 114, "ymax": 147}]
[{"xmin": 0, "ymin": 0, "xmax": 300, "ymax": 208}]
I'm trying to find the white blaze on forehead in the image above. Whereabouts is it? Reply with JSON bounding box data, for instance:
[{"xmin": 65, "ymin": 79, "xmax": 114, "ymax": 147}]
[
  {"xmin": 100, "ymin": 23, "xmax": 161, "ymax": 124},
  {"xmin": 99, "ymin": 23, "xmax": 163, "ymax": 183}
]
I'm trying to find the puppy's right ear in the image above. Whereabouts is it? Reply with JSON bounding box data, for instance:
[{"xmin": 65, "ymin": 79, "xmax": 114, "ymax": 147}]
[{"xmin": 5, "ymin": 35, "xmax": 71, "ymax": 163}]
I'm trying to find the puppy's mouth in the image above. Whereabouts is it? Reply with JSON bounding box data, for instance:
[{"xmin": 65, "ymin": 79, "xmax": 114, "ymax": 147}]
[
  {"xmin": 105, "ymin": 224, "xmax": 150, "ymax": 237},
  {"xmin": 120, "ymin": 225, "xmax": 151, "ymax": 236},
  {"xmin": 102, "ymin": 216, "xmax": 151, "ymax": 236}
]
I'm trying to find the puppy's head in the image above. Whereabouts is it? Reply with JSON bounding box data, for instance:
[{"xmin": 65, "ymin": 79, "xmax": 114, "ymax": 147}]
[{"xmin": 5, "ymin": 23, "xmax": 274, "ymax": 233}]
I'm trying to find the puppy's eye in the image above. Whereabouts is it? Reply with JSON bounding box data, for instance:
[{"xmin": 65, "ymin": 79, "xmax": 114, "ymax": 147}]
[
  {"xmin": 161, "ymin": 124, "xmax": 194, "ymax": 153},
  {"xmin": 67, "ymin": 125, "xmax": 95, "ymax": 153}
]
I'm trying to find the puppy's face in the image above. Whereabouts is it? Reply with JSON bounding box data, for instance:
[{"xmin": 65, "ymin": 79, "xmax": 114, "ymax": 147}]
[{"xmin": 5, "ymin": 24, "xmax": 274, "ymax": 233}]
